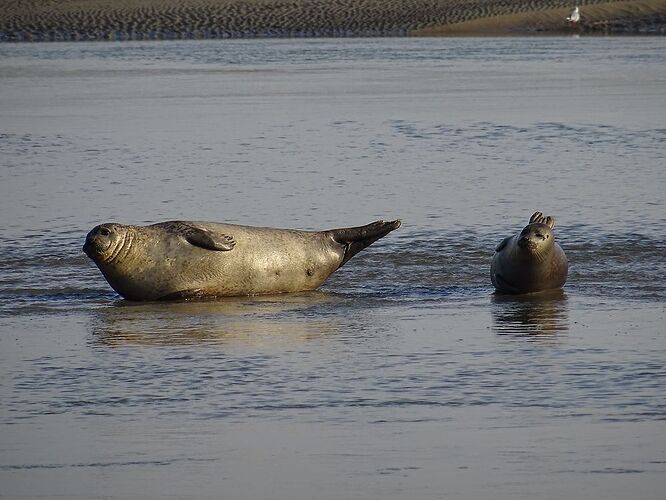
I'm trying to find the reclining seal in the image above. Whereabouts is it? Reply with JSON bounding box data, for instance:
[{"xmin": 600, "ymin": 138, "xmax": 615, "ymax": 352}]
[{"xmin": 83, "ymin": 219, "xmax": 401, "ymax": 301}]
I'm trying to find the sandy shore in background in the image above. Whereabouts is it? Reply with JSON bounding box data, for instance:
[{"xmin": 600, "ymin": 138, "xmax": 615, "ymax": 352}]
[
  {"xmin": 416, "ymin": 0, "xmax": 666, "ymax": 35},
  {"xmin": 1, "ymin": 0, "xmax": 665, "ymax": 41}
]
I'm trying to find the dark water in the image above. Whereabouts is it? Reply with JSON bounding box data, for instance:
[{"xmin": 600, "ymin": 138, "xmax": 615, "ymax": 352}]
[{"xmin": 1, "ymin": 38, "xmax": 665, "ymax": 499}]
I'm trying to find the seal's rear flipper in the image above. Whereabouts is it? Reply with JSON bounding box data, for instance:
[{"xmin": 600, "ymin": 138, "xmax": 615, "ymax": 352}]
[{"xmin": 329, "ymin": 220, "xmax": 401, "ymax": 267}]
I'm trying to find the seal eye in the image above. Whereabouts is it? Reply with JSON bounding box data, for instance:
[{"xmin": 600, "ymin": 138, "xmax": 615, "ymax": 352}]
[{"xmin": 99, "ymin": 227, "xmax": 111, "ymax": 236}]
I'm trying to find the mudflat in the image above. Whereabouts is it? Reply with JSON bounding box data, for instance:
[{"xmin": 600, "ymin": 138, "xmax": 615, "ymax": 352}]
[{"xmin": 1, "ymin": 0, "xmax": 665, "ymax": 40}]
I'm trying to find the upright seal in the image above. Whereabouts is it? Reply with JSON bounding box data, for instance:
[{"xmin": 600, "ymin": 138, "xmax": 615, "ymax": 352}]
[
  {"xmin": 83, "ymin": 219, "xmax": 400, "ymax": 301},
  {"xmin": 491, "ymin": 211, "xmax": 568, "ymax": 294}
]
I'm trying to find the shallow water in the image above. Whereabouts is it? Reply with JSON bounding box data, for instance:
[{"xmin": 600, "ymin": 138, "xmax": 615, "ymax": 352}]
[{"xmin": 1, "ymin": 37, "xmax": 665, "ymax": 499}]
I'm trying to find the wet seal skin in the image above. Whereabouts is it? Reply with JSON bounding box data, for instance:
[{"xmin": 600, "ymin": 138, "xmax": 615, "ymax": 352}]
[
  {"xmin": 491, "ymin": 211, "xmax": 568, "ymax": 294},
  {"xmin": 83, "ymin": 219, "xmax": 401, "ymax": 301}
]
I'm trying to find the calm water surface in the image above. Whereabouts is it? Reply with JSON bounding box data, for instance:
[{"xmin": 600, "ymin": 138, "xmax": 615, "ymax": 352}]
[{"xmin": 1, "ymin": 37, "xmax": 665, "ymax": 499}]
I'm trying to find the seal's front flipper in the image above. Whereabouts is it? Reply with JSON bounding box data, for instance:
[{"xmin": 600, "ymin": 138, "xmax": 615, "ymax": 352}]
[
  {"xmin": 328, "ymin": 219, "xmax": 401, "ymax": 267},
  {"xmin": 184, "ymin": 227, "xmax": 236, "ymax": 251},
  {"xmin": 529, "ymin": 211, "xmax": 555, "ymax": 229}
]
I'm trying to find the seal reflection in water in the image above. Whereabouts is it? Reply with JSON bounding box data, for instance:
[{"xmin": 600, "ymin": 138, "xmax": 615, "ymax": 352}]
[
  {"xmin": 491, "ymin": 211, "xmax": 568, "ymax": 294},
  {"xmin": 491, "ymin": 290, "xmax": 569, "ymax": 335},
  {"xmin": 83, "ymin": 219, "xmax": 400, "ymax": 301}
]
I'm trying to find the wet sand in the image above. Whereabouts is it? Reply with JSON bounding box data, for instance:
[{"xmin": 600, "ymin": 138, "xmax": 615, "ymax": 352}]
[
  {"xmin": 1, "ymin": 0, "xmax": 665, "ymax": 41},
  {"xmin": 417, "ymin": 0, "xmax": 666, "ymax": 35}
]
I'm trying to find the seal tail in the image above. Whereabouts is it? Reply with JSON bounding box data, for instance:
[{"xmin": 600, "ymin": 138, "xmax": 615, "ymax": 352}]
[{"xmin": 328, "ymin": 220, "xmax": 401, "ymax": 267}]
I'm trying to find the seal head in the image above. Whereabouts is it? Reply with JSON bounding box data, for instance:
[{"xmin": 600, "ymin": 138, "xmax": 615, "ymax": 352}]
[
  {"xmin": 516, "ymin": 221, "xmax": 554, "ymax": 253},
  {"xmin": 83, "ymin": 223, "xmax": 128, "ymax": 263}
]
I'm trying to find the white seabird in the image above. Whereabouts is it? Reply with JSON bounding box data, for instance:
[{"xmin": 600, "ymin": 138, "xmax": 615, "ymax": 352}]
[{"xmin": 566, "ymin": 6, "xmax": 581, "ymax": 23}]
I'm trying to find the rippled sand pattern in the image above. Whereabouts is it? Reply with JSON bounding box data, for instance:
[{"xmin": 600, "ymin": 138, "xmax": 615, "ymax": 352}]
[{"xmin": 1, "ymin": 0, "xmax": 660, "ymax": 40}]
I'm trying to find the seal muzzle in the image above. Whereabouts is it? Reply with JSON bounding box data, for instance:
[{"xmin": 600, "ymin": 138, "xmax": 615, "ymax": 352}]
[{"xmin": 517, "ymin": 235, "xmax": 537, "ymax": 251}]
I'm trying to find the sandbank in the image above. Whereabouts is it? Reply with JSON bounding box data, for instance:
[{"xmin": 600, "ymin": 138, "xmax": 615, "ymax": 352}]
[{"xmin": 1, "ymin": 0, "xmax": 664, "ymax": 41}]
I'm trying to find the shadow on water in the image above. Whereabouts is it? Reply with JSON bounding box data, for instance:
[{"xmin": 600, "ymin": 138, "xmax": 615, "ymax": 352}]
[
  {"xmin": 490, "ymin": 289, "xmax": 569, "ymax": 337},
  {"xmin": 87, "ymin": 291, "xmax": 345, "ymax": 347}
]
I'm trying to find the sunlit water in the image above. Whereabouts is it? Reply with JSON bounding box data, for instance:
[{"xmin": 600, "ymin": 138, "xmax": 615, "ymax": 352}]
[{"xmin": 1, "ymin": 37, "xmax": 665, "ymax": 499}]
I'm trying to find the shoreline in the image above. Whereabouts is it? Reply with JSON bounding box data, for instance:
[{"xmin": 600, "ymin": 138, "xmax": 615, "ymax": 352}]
[{"xmin": 1, "ymin": 0, "xmax": 665, "ymax": 42}]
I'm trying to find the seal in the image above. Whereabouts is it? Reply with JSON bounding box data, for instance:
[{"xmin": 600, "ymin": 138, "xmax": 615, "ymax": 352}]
[
  {"xmin": 490, "ymin": 211, "xmax": 568, "ymax": 294},
  {"xmin": 83, "ymin": 219, "xmax": 401, "ymax": 301}
]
